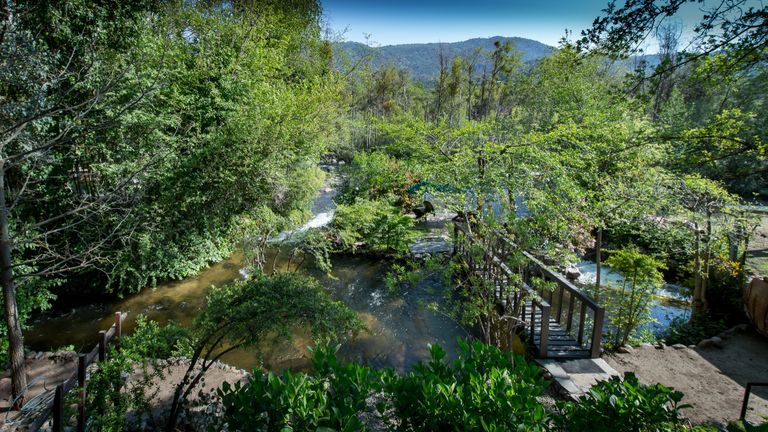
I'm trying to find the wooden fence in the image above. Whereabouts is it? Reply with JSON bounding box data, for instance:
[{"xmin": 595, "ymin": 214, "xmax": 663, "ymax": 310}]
[{"xmin": 10, "ymin": 312, "xmax": 126, "ymax": 432}]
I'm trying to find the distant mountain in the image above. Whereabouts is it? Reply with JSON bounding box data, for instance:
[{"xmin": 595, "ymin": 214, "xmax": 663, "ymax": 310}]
[{"xmin": 335, "ymin": 36, "xmax": 555, "ymax": 83}]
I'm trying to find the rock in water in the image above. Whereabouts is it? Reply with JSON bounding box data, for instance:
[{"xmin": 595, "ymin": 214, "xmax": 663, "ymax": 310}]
[
  {"xmin": 565, "ymin": 267, "xmax": 581, "ymax": 280},
  {"xmin": 412, "ymin": 201, "xmax": 435, "ymax": 221}
]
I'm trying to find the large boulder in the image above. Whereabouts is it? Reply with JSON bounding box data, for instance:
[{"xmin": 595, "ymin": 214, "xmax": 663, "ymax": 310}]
[{"xmin": 744, "ymin": 277, "xmax": 768, "ymax": 337}]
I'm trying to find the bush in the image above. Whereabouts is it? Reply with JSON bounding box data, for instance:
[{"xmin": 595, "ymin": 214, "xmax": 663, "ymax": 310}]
[
  {"xmin": 218, "ymin": 345, "xmax": 383, "ymax": 431},
  {"xmin": 384, "ymin": 339, "xmax": 549, "ymax": 431},
  {"xmin": 121, "ymin": 315, "xmax": 194, "ymax": 360},
  {"xmin": 659, "ymin": 316, "xmax": 727, "ymax": 346},
  {"xmin": 338, "ymin": 152, "xmax": 415, "ymax": 205},
  {"xmin": 554, "ymin": 372, "xmax": 689, "ymax": 432},
  {"xmin": 331, "ymin": 197, "xmax": 416, "ymax": 255}
]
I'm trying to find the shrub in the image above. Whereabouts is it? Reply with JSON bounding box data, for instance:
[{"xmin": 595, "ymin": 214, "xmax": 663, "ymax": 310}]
[
  {"xmin": 554, "ymin": 372, "xmax": 689, "ymax": 432},
  {"xmin": 84, "ymin": 317, "xmax": 193, "ymax": 431},
  {"xmin": 384, "ymin": 338, "xmax": 549, "ymax": 431},
  {"xmin": 331, "ymin": 197, "xmax": 416, "ymax": 255},
  {"xmin": 122, "ymin": 315, "xmax": 194, "ymax": 360},
  {"xmin": 218, "ymin": 345, "xmax": 383, "ymax": 431},
  {"xmin": 659, "ymin": 316, "xmax": 727, "ymax": 346},
  {"xmin": 338, "ymin": 152, "xmax": 414, "ymax": 204}
]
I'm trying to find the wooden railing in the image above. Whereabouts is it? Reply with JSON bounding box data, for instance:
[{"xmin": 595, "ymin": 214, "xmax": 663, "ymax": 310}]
[
  {"xmin": 453, "ymin": 223, "xmax": 604, "ymax": 358},
  {"xmin": 12, "ymin": 312, "xmax": 126, "ymax": 432}
]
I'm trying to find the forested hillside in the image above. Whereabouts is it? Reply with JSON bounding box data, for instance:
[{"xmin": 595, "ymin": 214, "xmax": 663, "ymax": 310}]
[{"xmin": 336, "ymin": 36, "xmax": 554, "ymax": 82}]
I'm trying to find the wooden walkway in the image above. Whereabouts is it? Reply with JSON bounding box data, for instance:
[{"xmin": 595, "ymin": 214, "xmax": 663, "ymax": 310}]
[{"xmin": 454, "ymin": 223, "xmax": 604, "ymax": 359}]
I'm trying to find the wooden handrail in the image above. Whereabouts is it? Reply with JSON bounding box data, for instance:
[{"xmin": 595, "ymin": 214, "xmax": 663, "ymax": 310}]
[
  {"xmin": 454, "ymin": 222, "xmax": 604, "ymax": 358},
  {"xmin": 19, "ymin": 311, "xmax": 127, "ymax": 432}
]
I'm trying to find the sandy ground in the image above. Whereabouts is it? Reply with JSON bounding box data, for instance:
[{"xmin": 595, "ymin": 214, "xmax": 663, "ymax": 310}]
[{"xmin": 606, "ymin": 329, "xmax": 768, "ymax": 426}]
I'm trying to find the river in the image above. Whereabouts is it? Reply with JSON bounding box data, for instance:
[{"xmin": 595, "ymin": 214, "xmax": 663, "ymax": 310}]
[{"xmin": 24, "ymin": 167, "xmax": 465, "ymax": 373}]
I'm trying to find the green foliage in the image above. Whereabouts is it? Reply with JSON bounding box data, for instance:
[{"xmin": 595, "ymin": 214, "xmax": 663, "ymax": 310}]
[
  {"xmin": 602, "ymin": 246, "xmax": 666, "ymax": 347},
  {"xmin": 339, "ymin": 152, "xmax": 415, "ymax": 205},
  {"xmin": 607, "ymin": 219, "xmax": 695, "ymax": 279},
  {"xmin": 659, "ymin": 316, "xmax": 727, "ymax": 346},
  {"xmin": 167, "ymin": 272, "xmax": 362, "ymax": 430},
  {"xmin": 122, "ymin": 315, "xmax": 194, "ymax": 360},
  {"xmin": 726, "ymin": 419, "xmax": 768, "ymax": 431},
  {"xmin": 331, "ymin": 198, "xmax": 416, "ymax": 255},
  {"xmin": 83, "ymin": 316, "xmax": 194, "ymax": 430},
  {"xmin": 218, "ymin": 345, "xmax": 382, "ymax": 431},
  {"xmin": 554, "ymin": 373, "xmax": 689, "ymax": 432},
  {"xmin": 281, "ymin": 228, "xmax": 336, "ymax": 274},
  {"xmin": 384, "ymin": 338, "xmax": 549, "ymax": 431},
  {"xmin": 194, "ymin": 273, "xmax": 361, "ymax": 351},
  {"xmin": 85, "ymin": 355, "xmax": 134, "ymax": 431},
  {"xmin": 85, "ymin": 350, "xmax": 165, "ymax": 431}
]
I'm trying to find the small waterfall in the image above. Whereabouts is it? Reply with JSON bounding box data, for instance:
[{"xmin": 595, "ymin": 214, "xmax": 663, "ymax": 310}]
[
  {"xmin": 240, "ymin": 167, "xmax": 339, "ymax": 278},
  {"xmin": 275, "ymin": 210, "xmax": 335, "ymax": 242}
]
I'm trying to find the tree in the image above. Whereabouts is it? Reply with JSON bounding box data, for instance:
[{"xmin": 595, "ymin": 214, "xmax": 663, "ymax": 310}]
[
  {"xmin": 604, "ymin": 246, "xmax": 665, "ymax": 346},
  {"xmin": 164, "ymin": 272, "xmax": 361, "ymax": 431},
  {"xmin": 1, "ymin": 0, "xmax": 343, "ymax": 409},
  {"xmin": 677, "ymin": 175, "xmax": 738, "ymax": 318},
  {"xmin": 0, "ymin": 0, "xmax": 157, "ymax": 408},
  {"xmin": 580, "ymin": 0, "xmax": 768, "ymax": 71}
]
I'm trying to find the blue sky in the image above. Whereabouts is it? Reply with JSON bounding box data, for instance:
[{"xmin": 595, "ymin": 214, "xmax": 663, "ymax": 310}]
[{"xmin": 321, "ymin": 0, "xmax": 732, "ymax": 49}]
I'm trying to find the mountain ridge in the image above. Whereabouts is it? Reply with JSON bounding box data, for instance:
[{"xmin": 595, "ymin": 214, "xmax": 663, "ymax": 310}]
[{"xmin": 335, "ymin": 36, "xmax": 555, "ymax": 83}]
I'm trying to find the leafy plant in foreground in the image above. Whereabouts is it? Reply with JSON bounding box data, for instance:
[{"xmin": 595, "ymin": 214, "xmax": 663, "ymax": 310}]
[
  {"xmin": 384, "ymin": 338, "xmax": 549, "ymax": 431},
  {"xmin": 554, "ymin": 372, "xmax": 689, "ymax": 432},
  {"xmin": 218, "ymin": 345, "xmax": 384, "ymax": 432}
]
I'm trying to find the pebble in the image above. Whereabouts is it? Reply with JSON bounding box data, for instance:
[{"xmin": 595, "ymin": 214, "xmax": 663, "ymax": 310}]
[
  {"xmin": 697, "ymin": 336, "xmax": 724, "ymax": 349},
  {"xmin": 734, "ymin": 324, "xmax": 748, "ymax": 333},
  {"xmin": 639, "ymin": 342, "xmax": 654, "ymax": 348},
  {"xmin": 671, "ymin": 344, "xmax": 687, "ymax": 350},
  {"xmin": 616, "ymin": 346, "xmax": 634, "ymax": 354}
]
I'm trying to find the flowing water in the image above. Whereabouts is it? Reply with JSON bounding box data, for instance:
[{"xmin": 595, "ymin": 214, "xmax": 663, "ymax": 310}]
[{"xmin": 25, "ymin": 168, "xmax": 464, "ymax": 373}]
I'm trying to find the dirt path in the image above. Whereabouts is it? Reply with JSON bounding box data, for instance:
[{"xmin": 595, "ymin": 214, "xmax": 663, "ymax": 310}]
[{"xmin": 606, "ymin": 329, "xmax": 768, "ymax": 426}]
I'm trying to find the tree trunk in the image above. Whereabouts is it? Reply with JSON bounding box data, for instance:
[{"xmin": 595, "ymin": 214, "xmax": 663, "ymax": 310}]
[
  {"xmin": 692, "ymin": 223, "xmax": 704, "ymax": 319},
  {"xmin": 701, "ymin": 209, "xmax": 713, "ymax": 313},
  {"xmin": 0, "ymin": 165, "xmax": 27, "ymax": 409},
  {"xmin": 595, "ymin": 227, "xmax": 602, "ymax": 302}
]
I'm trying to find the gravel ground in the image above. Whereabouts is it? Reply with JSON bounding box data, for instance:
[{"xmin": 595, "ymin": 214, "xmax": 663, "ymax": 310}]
[{"xmin": 605, "ymin": 329, "xmax": 768, "ymax": 426}]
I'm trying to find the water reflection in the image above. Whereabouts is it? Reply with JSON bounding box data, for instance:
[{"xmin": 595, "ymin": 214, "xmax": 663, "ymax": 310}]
[{"xmin": 26, "ymin": 251, "xmax": 464, "ymax": 373}]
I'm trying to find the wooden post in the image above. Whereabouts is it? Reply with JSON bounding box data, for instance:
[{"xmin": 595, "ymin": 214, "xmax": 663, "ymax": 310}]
[
  {"xmin": 556, "ymin": 285, "xmax": 565, "ymax": 324},
  {"xmin": 53, "ymin": 384, "xmax": 64, "ymax": 432},
  {"xmin": 78, "ymin": 354, "xmax": 86, "ymax": 432},
  {"xmin": 565, "ymin": 294, "xmax": 575, "ymax": 332},
  {"xmin": 114, "ymin": 312, "xmax": 122, "ymax": 352},
  {"xmin": 98, "ymin": 330, "xmax": 107, "ymax": 362},
  {"xmin": 539, "ymin": 305, "xmax": 550, "ymax": 358},
  {"xmin": 577, "ymin": 302, "xmax": 587, "ymax": 346},
  {"xmin": 590, "ymin": 306, "xmax": 605, "ymax": 358},
  {"xmin": 452, "ymin": 225, "xmax": 456, "ymax": 256}
]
